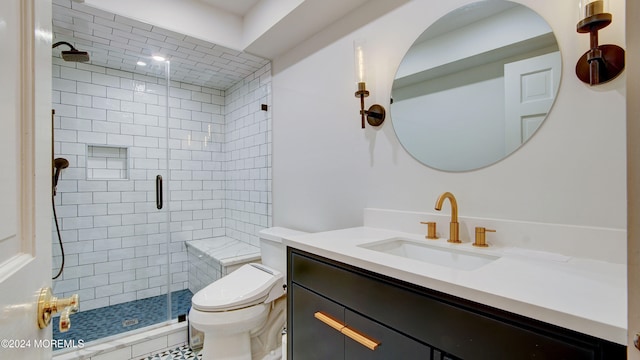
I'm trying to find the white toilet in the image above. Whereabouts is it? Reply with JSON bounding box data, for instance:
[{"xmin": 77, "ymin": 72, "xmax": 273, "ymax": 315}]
[{"xmin": 189, "ymin": 227, "xmax": 306, "ymax": 360}]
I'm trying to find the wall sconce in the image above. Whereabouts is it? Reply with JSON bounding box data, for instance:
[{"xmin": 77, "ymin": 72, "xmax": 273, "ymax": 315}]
[
  {"xmin": 354, "ymin": 40, "xmax": 385, "ymax": 129},
  {"xmin": 576, "ymin": 0, "xmax": 625, "ymax": 85}
]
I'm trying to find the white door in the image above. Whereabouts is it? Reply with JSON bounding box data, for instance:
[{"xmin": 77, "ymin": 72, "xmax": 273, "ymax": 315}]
[
  {"xmin": 0, "ymin": 0, "xmax": 53, "ymax": 358},
  {"xmin": 504, "ymin": 51, "xmax": 561, "ymax": 154}
]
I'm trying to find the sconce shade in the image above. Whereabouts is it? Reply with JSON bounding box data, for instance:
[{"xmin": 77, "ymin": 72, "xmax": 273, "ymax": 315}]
[
  {"xmin": 354, "ymin": 40, "xmax": 367, "ymax": 84},
  {"xmin": 353, "ymin": 39, "xmax": 385, "ymax": 128}
]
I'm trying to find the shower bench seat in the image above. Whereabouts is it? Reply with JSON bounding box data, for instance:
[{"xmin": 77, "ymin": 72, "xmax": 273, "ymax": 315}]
[{"xmin": 185, "ymin": 237, "xmax": 261, "ymax": 294}]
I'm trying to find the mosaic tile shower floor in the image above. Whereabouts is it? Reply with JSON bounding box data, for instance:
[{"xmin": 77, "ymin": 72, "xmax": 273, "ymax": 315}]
[
  {"xmin": 142, "ymin": 344, "xmax": 202, "ymax": 360},
  {"xmin": 53, "ymin": 289, "xmax": 192, "ymax": 350}
]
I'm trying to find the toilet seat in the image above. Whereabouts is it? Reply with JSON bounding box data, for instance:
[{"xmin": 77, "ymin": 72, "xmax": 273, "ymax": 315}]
[{"xmin": 192, "ymin": 263, "xmax": 283, "ymax": 312}]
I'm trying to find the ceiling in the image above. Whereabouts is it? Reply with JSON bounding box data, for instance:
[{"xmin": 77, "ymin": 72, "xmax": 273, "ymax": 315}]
[
  {"xmin": 52, "ymin": 1, "xmax": 270, "ymax": 90},
  {"xmin": 197, "ymin": 0, "xmax": 260, "ymax": 17}
]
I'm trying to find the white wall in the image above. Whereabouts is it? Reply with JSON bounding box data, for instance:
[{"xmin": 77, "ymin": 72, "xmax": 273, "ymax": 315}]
[{"xmin": 272, "ymin": 0, "xmax": 627, "ymax": 233}]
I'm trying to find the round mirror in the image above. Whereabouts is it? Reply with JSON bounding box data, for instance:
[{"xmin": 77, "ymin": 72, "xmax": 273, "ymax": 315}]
[{"xmin": 391, "ymin": 1, "xmax": 561, "ymax": 172}]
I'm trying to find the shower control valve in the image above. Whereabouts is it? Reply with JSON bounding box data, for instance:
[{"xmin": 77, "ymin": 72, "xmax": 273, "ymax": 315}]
[{"xmin": 37, "ymin": 287, "xmax": 79, "ymax": 332}]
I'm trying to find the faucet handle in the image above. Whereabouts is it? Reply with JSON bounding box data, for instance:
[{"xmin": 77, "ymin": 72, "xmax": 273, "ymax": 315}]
[
  {"xmin": 37, "ymin": 288, "xmax": 79, "ymax": 331},
  {"xmin": 474, "ymin": 227, "xmax": 495, "ymax": 247},
  {"xmin": 58, "ymin": 296, "xmax": 79, "ymax": 333},
  {"xmin": 420, "ymin": 221, "xmax": 437, "ymax": 240}
]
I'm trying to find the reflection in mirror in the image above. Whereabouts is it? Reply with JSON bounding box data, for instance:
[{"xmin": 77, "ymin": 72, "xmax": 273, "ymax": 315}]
[{"xmin": 391, "ymin": 1, "xmax": 561, "ymax": 172}]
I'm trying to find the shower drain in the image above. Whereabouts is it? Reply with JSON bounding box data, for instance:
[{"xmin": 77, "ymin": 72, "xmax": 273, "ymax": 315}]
[{"xmin": 122, "ymin": 318, "xmax": 139, "ymax": 327}]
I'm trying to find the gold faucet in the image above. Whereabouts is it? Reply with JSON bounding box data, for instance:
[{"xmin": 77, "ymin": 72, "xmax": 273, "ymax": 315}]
[{"xmin": 434, "ymin": 192, "xmax": 460, "ymax": 243}]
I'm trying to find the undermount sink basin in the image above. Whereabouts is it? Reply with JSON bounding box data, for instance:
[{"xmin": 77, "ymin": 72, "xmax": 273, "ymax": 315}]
[{"xmin": 359, "ymin": 238, "xmax": 499, "ymax": 271}]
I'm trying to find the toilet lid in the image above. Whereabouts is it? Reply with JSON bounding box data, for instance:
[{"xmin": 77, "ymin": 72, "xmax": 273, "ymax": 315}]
[{"xmin": 192, "ymin": 263, "xmax": 282, "ymax": 312}]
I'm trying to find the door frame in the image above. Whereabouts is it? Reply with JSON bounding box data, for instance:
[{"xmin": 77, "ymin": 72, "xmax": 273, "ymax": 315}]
[{"xmin": 628, "ymin": 0, "xmax": 640, "ymax": 357}]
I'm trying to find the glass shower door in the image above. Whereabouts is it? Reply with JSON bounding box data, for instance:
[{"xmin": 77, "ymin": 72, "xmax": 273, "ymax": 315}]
[{"xmin": 51, "ymin": 55, "xmax": 173, "ymax": 347}]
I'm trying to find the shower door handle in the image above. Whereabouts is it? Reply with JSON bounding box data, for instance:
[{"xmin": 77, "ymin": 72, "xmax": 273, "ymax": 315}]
[{"xmin": 156, "ymin": 175, "xmax": 163, "ymax": 209}]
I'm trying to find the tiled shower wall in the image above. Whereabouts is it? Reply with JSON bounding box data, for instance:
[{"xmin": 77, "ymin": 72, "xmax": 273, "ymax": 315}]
[
  {"xmin": 52, "ymin": 57, "xmax": 272, "ymax": 311},
  {"xmin": 224, "ymin": 65, "xmax": 273, "ymax": 247}
]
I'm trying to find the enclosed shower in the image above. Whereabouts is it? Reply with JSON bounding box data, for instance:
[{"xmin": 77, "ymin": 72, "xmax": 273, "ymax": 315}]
[{"xmin": 51, "ymin": 0, "xmax": 272, "ymax": 352}]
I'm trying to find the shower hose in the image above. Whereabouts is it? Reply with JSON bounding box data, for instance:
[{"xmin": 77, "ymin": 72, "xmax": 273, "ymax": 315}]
[{"xmin": 52, "ymin": 194, "xmax": 65, "ymax": 280}]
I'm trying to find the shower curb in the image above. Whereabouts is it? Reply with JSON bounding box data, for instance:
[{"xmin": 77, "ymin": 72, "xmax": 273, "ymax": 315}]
[{"xmin": 52, "ymin": 321, "xmax": 187, "ymax": 360}]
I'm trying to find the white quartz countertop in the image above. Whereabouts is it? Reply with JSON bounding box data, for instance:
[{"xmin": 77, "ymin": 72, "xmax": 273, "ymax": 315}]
[{"xmin": 283, "ymin": 227, "xmax": 626, "ymax": 345}]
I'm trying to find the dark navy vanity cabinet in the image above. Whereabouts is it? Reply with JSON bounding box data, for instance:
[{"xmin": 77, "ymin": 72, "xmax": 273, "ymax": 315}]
[{"xmin": 287, "ymin": 248, "xmax": 626, "ymax": 360}]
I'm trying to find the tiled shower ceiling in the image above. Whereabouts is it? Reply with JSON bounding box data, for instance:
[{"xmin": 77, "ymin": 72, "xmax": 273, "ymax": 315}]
[{"xmin": 52, "ymin": 0, "xmax": 270, "ymax": 90}]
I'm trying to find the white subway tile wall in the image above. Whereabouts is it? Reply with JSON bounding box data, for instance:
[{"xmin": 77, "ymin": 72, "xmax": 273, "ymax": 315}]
[
  {"xmin": 52, "ymin": 56, "xmax": 272, "ymax": 311},
  {"xmin": 225, "ymin": 64, "xmax": 273, "ymax": 247}
]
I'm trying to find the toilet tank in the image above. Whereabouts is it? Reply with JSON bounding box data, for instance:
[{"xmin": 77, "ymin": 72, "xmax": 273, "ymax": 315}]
[{"xmin": 258, "ymin": 227, "xmax": 308, "ymax": 276}]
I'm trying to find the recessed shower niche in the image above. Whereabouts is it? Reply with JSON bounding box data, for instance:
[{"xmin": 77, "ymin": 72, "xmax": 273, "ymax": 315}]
[{"xmin": 86, "ymin": 145, "xmax": 128, "ymax": 180}]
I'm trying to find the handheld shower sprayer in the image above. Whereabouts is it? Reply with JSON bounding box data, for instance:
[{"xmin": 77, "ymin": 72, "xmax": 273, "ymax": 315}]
[
  {"xmin": 52, "ymin": 157, "xmax": 69, "ymax": 279},
  {"xmin": 53, "ymin": 158, "xmax": 69, "ymax": 197}
]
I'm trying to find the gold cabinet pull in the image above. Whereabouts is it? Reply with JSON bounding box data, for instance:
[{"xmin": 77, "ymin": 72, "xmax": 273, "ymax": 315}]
[
  {"xmin": 341, "ymin": 326, "xmax": 381, "ymax": 350},
  {"xmin": 314, "ymin": 312, "xmax": 381, "ymax": 351},
  {"xmin": 314, "ymin": 311, "xmax": 345, "ymax": 331}
]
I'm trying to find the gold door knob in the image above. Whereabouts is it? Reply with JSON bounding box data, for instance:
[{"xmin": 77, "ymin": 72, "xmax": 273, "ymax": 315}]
[{"xmin": 37, "ymin": 287, "xmax": 79, "ymax": 332}]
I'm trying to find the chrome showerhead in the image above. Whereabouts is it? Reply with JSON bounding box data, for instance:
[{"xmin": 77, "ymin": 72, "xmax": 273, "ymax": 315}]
[{"xmin": 52, "ymin": 41, "xmax": 90, "ymax": 62}]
